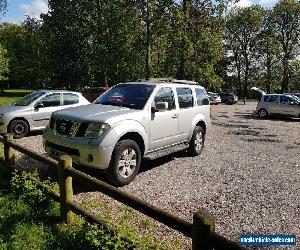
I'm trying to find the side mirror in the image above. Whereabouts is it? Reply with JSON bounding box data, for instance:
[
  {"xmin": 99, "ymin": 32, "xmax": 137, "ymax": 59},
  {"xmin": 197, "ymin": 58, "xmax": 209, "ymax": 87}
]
[
  {"xmin": 202, "ymin": 98, "xmax": 210, "ymax": 105},
  {"xmin": 34, "ymin": 102, "xmax": 44, "ymax": 110},
  {"xmin": 152, "ymin": 102, "xmax": 168, "ymax": 112}
]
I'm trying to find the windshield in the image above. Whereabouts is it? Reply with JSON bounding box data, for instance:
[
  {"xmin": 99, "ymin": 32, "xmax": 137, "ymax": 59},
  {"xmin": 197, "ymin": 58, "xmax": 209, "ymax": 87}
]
[
  {"xmin": 94, "ymin": 84, "xmax": 155, "ymax": 109},
  {"xmin": 14, "ymin": 91, "xmax": 45, "ymax": 106}
]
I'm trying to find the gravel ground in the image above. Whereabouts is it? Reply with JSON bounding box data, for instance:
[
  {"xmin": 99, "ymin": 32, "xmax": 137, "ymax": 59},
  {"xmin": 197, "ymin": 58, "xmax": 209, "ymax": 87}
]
[{"xmin": 15, "ymin": 101, "xmax": 300, "ymax": 249}]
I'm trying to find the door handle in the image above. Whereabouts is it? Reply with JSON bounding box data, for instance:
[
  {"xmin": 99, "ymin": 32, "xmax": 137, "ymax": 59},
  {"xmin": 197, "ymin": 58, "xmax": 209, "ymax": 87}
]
[{"xmin": 172, "ymin": 114, "xmax": 178, "ymax": 119}]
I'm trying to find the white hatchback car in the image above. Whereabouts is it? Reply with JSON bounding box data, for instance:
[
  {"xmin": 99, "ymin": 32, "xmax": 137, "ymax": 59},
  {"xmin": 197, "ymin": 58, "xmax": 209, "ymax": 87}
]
[{"xmin": 0, "ymin": 90, "xmax": 90, "ymax": 138}]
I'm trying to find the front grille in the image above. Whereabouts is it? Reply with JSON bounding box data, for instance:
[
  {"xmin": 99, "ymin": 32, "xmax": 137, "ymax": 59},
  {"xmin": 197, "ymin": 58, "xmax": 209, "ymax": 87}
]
[
  {"xmin": 45, "ymin": 141, "xmax": 80, "ymax": 156},
  {"xmin": 76, "ymin": 123, "xmax": 89, "ymax": 137},
  {"xmin": 55, "ymin": 119, "xmax": 74, "ymax": 136},
  {"xmin": 50, "ymin": 118, "xmax": 86, "ymax": 137}
]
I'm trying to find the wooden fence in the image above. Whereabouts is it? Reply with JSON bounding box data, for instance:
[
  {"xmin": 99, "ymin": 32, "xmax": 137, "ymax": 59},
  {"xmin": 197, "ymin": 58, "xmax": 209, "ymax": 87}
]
[{"xmin": 0, "ymin": 134, "xmax": 246, "ymax": 250}]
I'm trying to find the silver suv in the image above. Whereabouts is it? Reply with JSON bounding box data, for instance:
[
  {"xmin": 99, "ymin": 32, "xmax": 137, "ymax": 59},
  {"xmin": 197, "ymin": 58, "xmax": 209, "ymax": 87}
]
[{"xmin": 43, "ymin": 81, "xmax": 211, "ymax": 186}]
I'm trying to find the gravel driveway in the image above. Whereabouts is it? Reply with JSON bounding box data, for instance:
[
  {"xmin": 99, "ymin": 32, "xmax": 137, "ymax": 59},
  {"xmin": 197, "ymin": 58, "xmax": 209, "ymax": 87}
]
[{"xmin": 16, "ymin": 101, "xmax": 300, "ymax": 249}]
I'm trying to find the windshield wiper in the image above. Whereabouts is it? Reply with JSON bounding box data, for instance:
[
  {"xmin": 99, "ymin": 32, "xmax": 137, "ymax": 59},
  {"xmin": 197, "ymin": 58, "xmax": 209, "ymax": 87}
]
[{"xmin": 98, "ymin": 101, "xmax": 121, "ymax": 107}]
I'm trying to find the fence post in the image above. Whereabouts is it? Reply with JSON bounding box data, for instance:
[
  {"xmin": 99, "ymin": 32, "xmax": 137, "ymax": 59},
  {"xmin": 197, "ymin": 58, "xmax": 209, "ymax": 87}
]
[
  {"xmin": 58, "ymin": 155, "xmax": 74, "ymax": 225},
  {"xmin": 192, "ymin": 208, "xmax": 216, "ymax": 250},
  {"xmin": 1, "ymin": 134, "xmax": 15, "ymax": 181}
]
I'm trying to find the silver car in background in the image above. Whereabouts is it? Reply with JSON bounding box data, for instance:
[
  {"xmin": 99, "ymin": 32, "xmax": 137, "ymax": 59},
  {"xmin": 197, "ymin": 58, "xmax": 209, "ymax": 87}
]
[
  {"xmin": 255, "ymin": 94, "xmax": 300, "ymax": 118},
  {"xmin": 207, "ymin": 92, "xmax": 221, "ymax": 105},
  {"xmin": 0, "ymin": 90, "xmax": 90, "ymax": 138}
]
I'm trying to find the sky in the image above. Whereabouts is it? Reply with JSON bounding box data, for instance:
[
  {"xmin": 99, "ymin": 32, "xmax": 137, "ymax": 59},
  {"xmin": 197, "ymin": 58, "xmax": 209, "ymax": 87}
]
[{"xmin": 1, "ymin": 0, "xmax": 278, "ymax": 24}]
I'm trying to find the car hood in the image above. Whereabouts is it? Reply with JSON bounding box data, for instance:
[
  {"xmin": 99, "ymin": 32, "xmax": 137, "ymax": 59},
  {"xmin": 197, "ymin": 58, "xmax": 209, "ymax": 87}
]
[
  {"xmin": 53, "ymin": 104, "xmax": 143, "ymax": 124},
  {"xmin": 0, "ymin": 105, "xmax": 29, "ymax": 115}
]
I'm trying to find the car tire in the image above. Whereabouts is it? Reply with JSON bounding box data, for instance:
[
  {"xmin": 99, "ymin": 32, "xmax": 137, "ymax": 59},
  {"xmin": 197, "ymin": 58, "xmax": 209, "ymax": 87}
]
[
  {"xmin": 8, "ymin": 119, "xmax": 29, "ymax": 139},
  {"xmin": 107, "ymin": 139, "xmax": 141, "ymax": 187},
  {"xmin": 188, "ymin": 126, "xmax": 205, "ymax": 156},
  {"xmin": 258, "ymin": 108, "xmax": 268, "ymax": 118}
]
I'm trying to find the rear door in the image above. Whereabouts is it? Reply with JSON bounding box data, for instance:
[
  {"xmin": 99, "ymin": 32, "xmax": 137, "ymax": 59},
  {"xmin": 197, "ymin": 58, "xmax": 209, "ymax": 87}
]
[
  {"xmin": 176, "ymin": 87, "xmax": 194, "ymax": 141},
  {"xmin": 264, "ymin": 95, "xmax": 280, "ymax": 114}
]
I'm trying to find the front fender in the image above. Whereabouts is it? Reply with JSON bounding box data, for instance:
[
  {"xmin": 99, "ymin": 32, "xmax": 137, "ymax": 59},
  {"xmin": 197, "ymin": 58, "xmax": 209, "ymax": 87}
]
[{"xmin": 111, "ymin": 120, "xmax": 148, "ymax": 152}]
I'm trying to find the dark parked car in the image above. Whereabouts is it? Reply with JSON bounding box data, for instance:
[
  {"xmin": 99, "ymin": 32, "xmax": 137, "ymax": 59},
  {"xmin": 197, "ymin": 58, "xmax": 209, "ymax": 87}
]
[
  {"xmin": 82, "ymin": 87, "xmax": 109, "ymax": 102},
  {"xmin": 219, "ymin": 93, "xmax": 238, "ymax": 104}
]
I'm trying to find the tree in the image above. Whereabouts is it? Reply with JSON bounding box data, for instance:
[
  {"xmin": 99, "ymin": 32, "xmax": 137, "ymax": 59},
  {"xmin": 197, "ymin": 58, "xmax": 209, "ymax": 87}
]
[
  {"xmin": 271, "ymin": 0, "xmax": 300, "ymax": 93},
  {"xmin": 0, "ymin": 45, "xmax": 9, "ymax": 93},
  {"xmin": 226, "ymin": 6, "xmax": 265, "ymax": 97},
  {"xmin": 0, "ymin": 0, "xmax": 7, "ymax": 16},
  {"xmin": 256, "ymin": 10, "xmax": 281, "ymax": 93}
]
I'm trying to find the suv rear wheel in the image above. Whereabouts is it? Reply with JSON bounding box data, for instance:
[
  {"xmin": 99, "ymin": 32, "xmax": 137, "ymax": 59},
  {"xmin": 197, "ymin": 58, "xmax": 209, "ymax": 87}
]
[
  {"xmin": 107, "ymin": 139, "xmax": 141, "ymax": 186},
  {"xmin": 188, "ymin": 126, "xmax": 205, "ymax": 156}
]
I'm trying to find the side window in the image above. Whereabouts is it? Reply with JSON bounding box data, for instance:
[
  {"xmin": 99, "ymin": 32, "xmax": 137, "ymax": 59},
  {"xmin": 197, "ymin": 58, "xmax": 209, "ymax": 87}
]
[
  {"xmin": 40, "ymin": 93, "xmax": 61, "ymax": 108},
  {"xmin": 176, "ymin": 88, "xmax": 193, "ymax": 109},
  {"xmin": 154, "ymin": 87, "xmax": 175, "ymax": 110},
  {"xmin": 63, "ymin": 93, "xmax": 79, "ymax": 105},
  {"xmin": 265, "ymin": 95, "xmax": 278, "ymax": 103},
  {"xmin": 195, "ymin": 88, "xmax": 208, "ymax": 106},
  {"xmin": 280, "ymin": 96, "xmax": 292, "ymax": 104}
]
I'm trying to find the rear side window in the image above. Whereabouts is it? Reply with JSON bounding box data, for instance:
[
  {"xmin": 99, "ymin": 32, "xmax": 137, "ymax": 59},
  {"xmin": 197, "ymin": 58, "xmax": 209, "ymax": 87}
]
[
  {"xmin": 176, "ymin": 88, "xmax": 193, "ymax": 109},
  {"xmin": 63, "ymin": 93, "xmax": 79, "ymax": 105},
  {"xmin": 264, "ymin": 95, "xmax": 278, "ymax": 102},
  {"xmin": 195, "ymin": 88, "xmax": 208, "ymax": 106},
  {"xmin": 154, "ymin": 87, "xmax": 175, "ymax": 110}
]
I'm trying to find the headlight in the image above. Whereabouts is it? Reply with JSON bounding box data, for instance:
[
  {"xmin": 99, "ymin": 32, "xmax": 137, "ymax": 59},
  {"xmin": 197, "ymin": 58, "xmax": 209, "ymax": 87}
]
[{"xmin": 85, "ymin": 123, "xmax": 110, "ymax": 138}]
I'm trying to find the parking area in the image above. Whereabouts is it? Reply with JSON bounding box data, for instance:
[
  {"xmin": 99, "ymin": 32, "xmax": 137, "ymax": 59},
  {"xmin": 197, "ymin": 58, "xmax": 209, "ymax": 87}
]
[{"xmin": 16, "ymin": 101, "xmax": 300, "ymax": 246}]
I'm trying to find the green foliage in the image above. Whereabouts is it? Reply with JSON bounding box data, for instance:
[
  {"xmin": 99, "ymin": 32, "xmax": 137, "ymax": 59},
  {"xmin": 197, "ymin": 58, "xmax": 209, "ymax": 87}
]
[
  {"xmin": 0, "ymin": 171, "xmax": 177, "ymax": 249},
  {"xmin": 270, "ymin": 0, "xmax": 300, "ymax": 92},
  {"xmin": 0, "ymin": 0, "xmax": 7, "ymax": 16},
  {"xmin": 225, "ymin": 5, "xmax": 265, "ymax": 96},
  {"xmin": 0, "ymin": 45, "xmax": 9, "ymax": 92}
]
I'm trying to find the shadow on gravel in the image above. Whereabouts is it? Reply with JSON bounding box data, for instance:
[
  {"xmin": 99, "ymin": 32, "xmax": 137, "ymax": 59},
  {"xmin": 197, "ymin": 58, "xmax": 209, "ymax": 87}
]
[
  {"xmin": 235, "ymin": 113, "xmax": 300, "ymax": 123},
  {"xmin": 227, "ymin": 130, "xmax": 260, "ymax": 136},
  {"xmin": 242, "ymin": 138, "xmax": 281, "ymax": 143}
]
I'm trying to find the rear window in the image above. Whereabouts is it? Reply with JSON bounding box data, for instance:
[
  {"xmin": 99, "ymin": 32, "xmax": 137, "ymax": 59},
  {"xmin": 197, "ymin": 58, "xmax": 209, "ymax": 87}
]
[
  {"xmin": 195, "ymin": 88, "xmax": 208, "ymax": 106},
  {"xmin": 176, "ymin": 88, "xmax": 193, "ymax": 109},
  {"xmin": 63, "ymin": 93, "xmax": 79, "ymax": 105}
]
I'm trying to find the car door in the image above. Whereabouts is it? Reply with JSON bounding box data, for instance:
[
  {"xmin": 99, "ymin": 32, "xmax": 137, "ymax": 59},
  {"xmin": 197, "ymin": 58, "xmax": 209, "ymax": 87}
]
[
  {"xmin": 149, "ymin": 87, "xmax": 179, "ymax": 151},
  {"xmin": 31, "ymin": 93, "xmax": 62, "ymax": 129},
  {"xmin": 176, "ymin": 87, "xmax": 195, "ymax": 141},
  {"xmin": 265, "ymin": 95, "xmax": 280, "ymax": 114}
]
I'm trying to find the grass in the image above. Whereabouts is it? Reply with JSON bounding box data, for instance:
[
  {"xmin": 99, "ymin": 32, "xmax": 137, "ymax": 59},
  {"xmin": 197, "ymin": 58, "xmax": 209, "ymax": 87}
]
[
  {"xmin": 0, "ymin": 171, "xmax": 179, "ymax": 250},
  {"xmin": 0, "ymin": 89, "xmax": 33, "ymax": 106}
]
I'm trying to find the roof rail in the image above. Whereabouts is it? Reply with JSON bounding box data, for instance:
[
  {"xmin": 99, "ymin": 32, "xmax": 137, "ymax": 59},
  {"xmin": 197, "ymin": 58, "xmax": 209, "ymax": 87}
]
[
  {"xmin": 136, "ymin": 78, "xmax": 173, "ymax": 83},
  {"xmin": 136, "ymin": 78, "xmax": 199, "ymax": 85}
]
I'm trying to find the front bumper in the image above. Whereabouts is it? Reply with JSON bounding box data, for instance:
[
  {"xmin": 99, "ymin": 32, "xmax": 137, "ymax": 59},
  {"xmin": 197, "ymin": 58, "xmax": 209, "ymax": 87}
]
[{"xmin": 43, "ymin": 130, "xmax": 115, "ymax": 170}]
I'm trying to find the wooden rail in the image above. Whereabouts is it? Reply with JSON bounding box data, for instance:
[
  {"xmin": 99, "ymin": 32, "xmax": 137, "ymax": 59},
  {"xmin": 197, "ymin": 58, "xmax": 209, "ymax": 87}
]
[{"xmin": 0, "ymin": 134, "xmax": 246, "ymax": 250}]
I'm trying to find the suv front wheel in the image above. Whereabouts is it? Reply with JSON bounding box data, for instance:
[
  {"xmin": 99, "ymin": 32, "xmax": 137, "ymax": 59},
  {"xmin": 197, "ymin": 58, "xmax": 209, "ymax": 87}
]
[
  {"xmin": 189, "ymin": 126, "xmax": 205, "ymax": 156},
  {"xmin": 107, "ymin": 139, "xmax": 141, "ymax": 187}
]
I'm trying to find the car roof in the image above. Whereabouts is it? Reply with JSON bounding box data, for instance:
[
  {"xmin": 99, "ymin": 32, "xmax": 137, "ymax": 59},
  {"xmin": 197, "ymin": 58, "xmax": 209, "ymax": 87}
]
[{"xmin": 37, "ymin": 89, "xmax": 82, "ymax": 95}]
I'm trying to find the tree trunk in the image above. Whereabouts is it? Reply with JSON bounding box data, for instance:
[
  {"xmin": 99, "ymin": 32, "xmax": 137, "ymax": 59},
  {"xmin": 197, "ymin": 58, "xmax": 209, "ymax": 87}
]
[
  {"xmin": 266, "ymin": 52, "xmax": 272, "ymax": 93},
  {"xmin": 244, "ymin": 56, "xmax": 249, "ymax": 99},
  {"xmin": 281, "ymin": 54, "xmax": 289, "ymax": 93},
  {"xmin": 177, "ymin": 0, "xmax": 187, "ymax": 79},
  {"xmin": 145, "ymin": 0, "xmax": 151, "ymax": 80}
]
